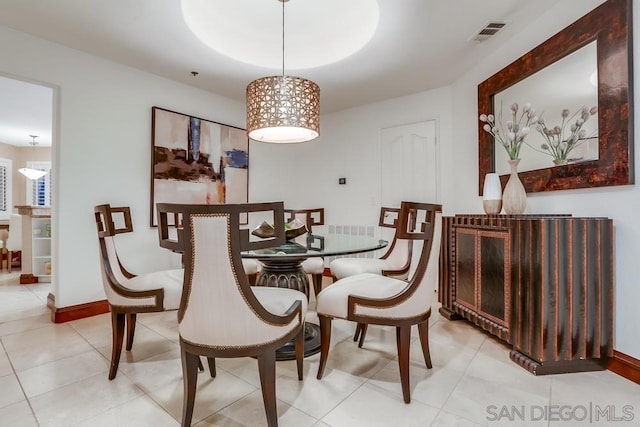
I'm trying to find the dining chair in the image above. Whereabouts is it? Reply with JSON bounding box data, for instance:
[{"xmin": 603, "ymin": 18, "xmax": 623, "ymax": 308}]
[
  {"xmin": 315, "ymin": 201, "xmax": 442, "ymax": 404},
  {"xmin": 94, "ymin": 204, "xmax": 184, "ymax": 380},
  {"xmin": 157, "ymin": 201, "xmax": 307, "ymax": 427},
  {"xmin": 6, "ymin": 214, "xmax": 23, "ymax": 272},
  {"xmin": 330, "ymin": 206, "xmax": 413, "ymax": 280},
  {"xmin": 329, "ymin": 206, "xmax": 416, "ymax": 345},
  {"xmin": 285, "ymin": 207, "xmax": 325, "ymax": 297},
  {"xmin": 0, "ymin": 228, "xmax": 9, "ymax": 271}
]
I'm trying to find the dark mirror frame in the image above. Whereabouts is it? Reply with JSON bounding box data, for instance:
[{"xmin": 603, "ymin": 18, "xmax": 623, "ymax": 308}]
[{"xmin": 478, "ymin": 0, "xmax": 633, "ymax": 195}]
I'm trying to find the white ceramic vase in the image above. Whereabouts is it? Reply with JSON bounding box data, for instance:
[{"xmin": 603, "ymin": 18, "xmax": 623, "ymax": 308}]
[
  {"xmin": 502, "ymin": 159, "xmax": 527, "ymax": 214},
  {"xmin": 482, "ymin": 173, "xmax": 502, "ymax": 214}
]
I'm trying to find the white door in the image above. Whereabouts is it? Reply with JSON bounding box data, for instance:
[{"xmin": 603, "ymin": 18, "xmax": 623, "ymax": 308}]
[{"xmin": 379, "ymin": 120, "xmax": 439, "ymax": 208}]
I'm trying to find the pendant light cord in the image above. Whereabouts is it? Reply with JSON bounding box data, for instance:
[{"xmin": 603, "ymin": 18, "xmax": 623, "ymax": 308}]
[{"xmin": 281, "ymin": 0, "xmax": 285, "ymax": 77}]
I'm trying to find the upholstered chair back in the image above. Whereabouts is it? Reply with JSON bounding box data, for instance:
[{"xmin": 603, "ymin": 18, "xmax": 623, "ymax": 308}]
[
  {"xmin": 95, "ymin": 205, "xmax": 157, "ymax": 307},
  {"xmin": 157, "ymin": 202, "xmax": 304, "ymax": 348},
  {"xmin": 354, "ymin": 202, "xmax": 442, "ymax": 320},
  {"xmin": 378, "ymin": 207, "xmax": 412, "ymax": 273},
  {"xmin": 6, "ymin": 214, "xmax": 22, "ymax": 252},
  {"xmin": 404, "ymin": 210, "xmax": 442, "ymax": 314}
]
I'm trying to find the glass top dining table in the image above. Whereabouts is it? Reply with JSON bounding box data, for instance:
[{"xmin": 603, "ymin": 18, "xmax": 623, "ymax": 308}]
[
  {"xmin": 243, "ymin": 233, "xmax": 388, "ymax": 262},
  {"xmin": 243, "ymin": 233, "xmax": 387, "ymax": 291},
  {"xmin": 243, "ymin": 232, "xmax": 388, "ymax": 360}
]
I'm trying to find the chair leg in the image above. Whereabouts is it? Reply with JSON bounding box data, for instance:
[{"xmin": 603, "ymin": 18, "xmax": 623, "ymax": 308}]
[
  {"xmin": 396, "ymin": 325, "xmax": 412, "ymax": 404},
  {"xmin": 125, "ymin": 313, "xmax": 136, "ymax": 351},
  {"xmin": 312, "ymin": 273, "xmax": 323, "ymax": 297},
  {"xmin": 417, "ymin": 320, "xmax": 433, "ymax": 369},
  {"xmin": 247, "ymin": 273, "xmax": 257, "ymax": 286},
  {"xmin": 357, "ymin": 324, "xmax": 368, "ymax": 348},
  {"xmin": 316, "ymin": 315, "xmax": 332, "ymax": 379},
  {"xmin": 108, "ymin": 311, "xmax": 126, "ymax": 380},
  {"xmin": 295, "ymin": 325, "xmax": 304, "ymax": 381},
  {"xmin": 257, "ymin": 351, "xmax": 278, "ymax": 427},
  {"xmin": 197, "ymin": 357, "xmax": 204, "ymax": 372},
  {"xmin": 352, "ymin": 323, "xmax": 369, "ymax": 346},
  {"xmin": 353, "ymin": 323, "xmax": 362, "ymax": 342},
  {"xmin": 180, "ymin": 344, "xmax": 200, "ymax": 427},
  {"xmin": 207, "ymin": 357, "xmax": 217, "ymax": 378}
]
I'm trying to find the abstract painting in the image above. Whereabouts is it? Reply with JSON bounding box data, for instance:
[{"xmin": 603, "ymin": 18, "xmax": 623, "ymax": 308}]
[{"xmin": 150, "ymin": 107, "xmax": 248, "ymax": 226}]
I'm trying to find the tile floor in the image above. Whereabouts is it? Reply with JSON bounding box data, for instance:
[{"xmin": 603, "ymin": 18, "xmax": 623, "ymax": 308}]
[{"xmin": 0, "ymin": 272, "xmax": 638, "ymax": 427}]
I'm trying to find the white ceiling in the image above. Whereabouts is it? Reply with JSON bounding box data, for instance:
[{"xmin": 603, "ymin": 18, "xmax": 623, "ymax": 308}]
[
  {"xmin": 0, "ymin": 76, "xmax": 53, "ymax": 147},
  {"xmin": 0, "ymin": 0, "xmax": 562, "ymax": 147}
]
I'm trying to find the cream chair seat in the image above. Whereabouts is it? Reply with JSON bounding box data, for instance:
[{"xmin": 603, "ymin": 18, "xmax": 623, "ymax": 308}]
[
  {"xmin": 95, "ymin": 204, "xmax": 184, "ymax": 380},
  {"xmin": 316, "ymin": 273, "xmax": 408, "ymax": 318},
  {"xmin": 330, "ymin": 257, "xmax": 401, "ymax": 281},
  {"xmin": 117, "ymin": 269, "xmax": 183, "ymax": 309},
  {"xmin": 242, "ymin": 258, "xmax": 261, "ymax": 285},
  {"xmin": 157, "ymin": 201, "xmax": 306, "ymax": 427},
  {"xmin": 316, "ymin": 202, "xmax": 442, "ymax": 404},
  {"xmin": 330, "ymin": 206, "xmax": 413, "ymax": 281},
  {"xmin": 301, "ymin": 257, "xmax": 324, "ymax": 293},
  {"xmin": 329, "ymin": 206, "xmax": 415, "ymax": 345}
]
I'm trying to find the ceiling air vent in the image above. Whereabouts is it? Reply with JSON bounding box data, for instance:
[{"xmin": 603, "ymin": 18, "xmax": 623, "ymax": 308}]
[{"xmin": 471, "ymin": 22, "xmax": 507, "ymax": 42}]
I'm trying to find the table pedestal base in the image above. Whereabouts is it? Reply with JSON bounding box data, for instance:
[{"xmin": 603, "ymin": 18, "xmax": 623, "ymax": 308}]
[
  {"xmin": 255, "ymin": 260, "xmax": 321, "ymax": 360},
  {"xmin": 255, "ymin": 261, "xmax": 309, "ymax": 294}
]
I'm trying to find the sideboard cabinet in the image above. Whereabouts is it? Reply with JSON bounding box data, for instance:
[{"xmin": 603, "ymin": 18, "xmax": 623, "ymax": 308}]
[{"xmin": 438, "ymin": 215, "xmax": 613, "ymax": 375}]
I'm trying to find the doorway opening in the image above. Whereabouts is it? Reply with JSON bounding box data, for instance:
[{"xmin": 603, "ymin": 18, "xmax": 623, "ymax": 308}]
[{"xmin": 0, "ymin": 74, "xmax": 55, "ymax": 308}]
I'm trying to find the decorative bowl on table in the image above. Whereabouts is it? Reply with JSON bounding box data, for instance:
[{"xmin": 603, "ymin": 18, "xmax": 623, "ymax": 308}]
[{"xmin": 251, "ymin": 219, "xmax": 308, "ymax": 241}]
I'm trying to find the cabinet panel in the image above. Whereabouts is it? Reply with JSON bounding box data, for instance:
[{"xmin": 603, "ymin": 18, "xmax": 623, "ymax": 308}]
[
  {"xmin": 455, "ymin": 230, "xmax": 476, "ymax": 309},
  {"xmin": 454, "ymin": 227, "xmax": 509, "ymax": 331},
  {"xmin": 478, "ymin": 232, "xmax": 509, "ymax": 327}
]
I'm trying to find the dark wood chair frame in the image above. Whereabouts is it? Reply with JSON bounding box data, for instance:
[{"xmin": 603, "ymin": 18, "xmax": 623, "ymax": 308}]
[
  {"xmin": 157, "ymin": 201, "xmax": 305, "ymax": 427},
  {"xmin": 95, "ymin": 204, "xmax": 165, "ymax": 380},
  {"xmin": 376, "ymin": 206, "xmax": 414, "ymax": 277},
  {"xmin": 316, "ymin": 202, "xmax": 442, "ymax": 404},
  {"xmin": 285, "ymin": 207, "xmax": 325, "ymax": 296},
  {"xmin": 352, "ymin": 206, "xmax": 416, "ymax": 346}
]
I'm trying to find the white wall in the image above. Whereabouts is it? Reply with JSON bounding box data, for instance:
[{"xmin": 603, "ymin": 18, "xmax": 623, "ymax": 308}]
[
  {"xmin": 0, "ymin": 25, "xmax": 245, "ymax": 307},
  {"xmin": 249, "ymin": 86, "xmax": 454, "ymax": 227},
  {"xmin": 450, "ymin": 0, "xmax": 640, "ymax": 359}
]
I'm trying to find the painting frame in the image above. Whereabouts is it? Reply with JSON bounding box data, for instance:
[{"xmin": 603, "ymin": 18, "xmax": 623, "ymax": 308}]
[{"xmin": 150, "ymin": 106, "xmax": 249, "ymax": 226}]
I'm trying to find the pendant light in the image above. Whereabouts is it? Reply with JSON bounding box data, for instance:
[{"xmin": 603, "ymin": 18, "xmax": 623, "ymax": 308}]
[
  {"xmin": 246, "ymin": 0, "xmax": 320, "ymax": 143},
  {"xmin": 19, "ymin": 135, "xmax": 47, "ymax": 180}
]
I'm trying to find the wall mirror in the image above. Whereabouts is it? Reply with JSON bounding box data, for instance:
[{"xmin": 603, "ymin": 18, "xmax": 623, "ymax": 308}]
[{"xmin": 478, "ymin": 0, "xmax": 632, "ymax": 194}]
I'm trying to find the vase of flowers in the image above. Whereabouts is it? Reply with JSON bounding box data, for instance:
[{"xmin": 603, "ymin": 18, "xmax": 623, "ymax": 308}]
[
  {"xmin": 479, "ymin": 102, "xmax": 537, "ymax": 214},
  {"xmin": 479, "ymin": 102, "xmax": 538, "ymax": 161},
  {"xmin": 531, "ymin": 106, "xmax": 598, "ymax": 165}
]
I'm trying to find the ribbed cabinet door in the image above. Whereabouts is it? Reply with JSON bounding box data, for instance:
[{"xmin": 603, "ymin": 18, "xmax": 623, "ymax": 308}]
[
  {"xmin": 477, "ymin": 230, "xmax": 510, "ymax": 329},
  {"xmin": 454, "ymin": 229, "xmax": 477, "ymax": 310}
]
